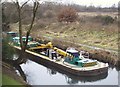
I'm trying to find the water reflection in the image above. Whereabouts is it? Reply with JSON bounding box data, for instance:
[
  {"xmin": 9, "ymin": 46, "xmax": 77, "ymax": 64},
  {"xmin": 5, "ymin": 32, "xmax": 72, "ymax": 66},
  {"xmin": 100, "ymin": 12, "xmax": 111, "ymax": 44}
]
[
  {"xmin": 47, "ymin": 69, "xmax": 57, "ymax": 75},
  {"xmin": 64, "ymin": 72, "xmax": 108, "ymax": 84},
  {"xmin": 20, "ymin": 60, "xmax": 118, "ymax": 85},
  {"xmin": 65, "ymin": 76, "xmax": 79, "ymax": 85},
  {"xmin": 45, "ymin": 62, "xmax": 108, "ymax": 83},
  {"xmin": 47, "ymin": 69, "xmax": 80, "ymax": 84}
]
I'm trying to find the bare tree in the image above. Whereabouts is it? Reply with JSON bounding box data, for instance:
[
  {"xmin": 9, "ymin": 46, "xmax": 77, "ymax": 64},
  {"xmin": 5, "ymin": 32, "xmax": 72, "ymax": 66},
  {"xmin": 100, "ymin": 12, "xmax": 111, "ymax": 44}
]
[{"xmin": 12, "ymin": 0, "xmax": 39, "ymax": 64}]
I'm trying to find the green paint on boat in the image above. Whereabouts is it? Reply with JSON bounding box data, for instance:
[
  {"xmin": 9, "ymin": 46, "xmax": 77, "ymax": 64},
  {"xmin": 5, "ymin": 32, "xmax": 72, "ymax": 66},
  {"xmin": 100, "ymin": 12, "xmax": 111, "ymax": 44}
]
[{"xmin": 65, "ymin": 48, "xmax": 97, "ymax": 67}]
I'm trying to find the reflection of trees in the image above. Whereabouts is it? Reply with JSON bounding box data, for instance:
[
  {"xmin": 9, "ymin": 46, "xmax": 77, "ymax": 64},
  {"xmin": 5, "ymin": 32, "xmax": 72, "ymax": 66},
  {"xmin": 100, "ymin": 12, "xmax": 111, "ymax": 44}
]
[
  {"xmin": 2, "ymin": 38, "xmax": 16, "ymax": 60},
  {"xmin": 15, "ymin": 64, "xmax": 26, "ymax": 81},
  {"xmin": 116, "ymin": 67, "xmax": 120, "ymax": 71},
  {"xmin": 47, "ymin": 68, "xmax": 57, "ymax": 75},
  {"xmin": 65, "ymin": 75, "xmax": 78, "ymax": 85}
]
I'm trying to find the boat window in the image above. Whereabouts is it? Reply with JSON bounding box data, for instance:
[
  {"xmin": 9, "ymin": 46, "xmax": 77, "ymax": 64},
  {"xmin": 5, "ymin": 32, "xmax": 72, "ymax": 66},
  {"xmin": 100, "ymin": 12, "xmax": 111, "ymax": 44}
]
[
  {"xmin": 68, "ymin": 52, "xmax": 79, "ymax": 57},
  {"xmin": 75, "ymin": 62, "xmax": 78, "ymax": 65}
]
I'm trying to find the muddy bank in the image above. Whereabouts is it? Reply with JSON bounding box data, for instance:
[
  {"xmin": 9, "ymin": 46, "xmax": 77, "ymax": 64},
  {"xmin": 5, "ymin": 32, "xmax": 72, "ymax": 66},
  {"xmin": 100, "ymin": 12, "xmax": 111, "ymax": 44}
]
[{"xmin": 33, "ymin": 37, "xmax": 119, "ymax": 67}]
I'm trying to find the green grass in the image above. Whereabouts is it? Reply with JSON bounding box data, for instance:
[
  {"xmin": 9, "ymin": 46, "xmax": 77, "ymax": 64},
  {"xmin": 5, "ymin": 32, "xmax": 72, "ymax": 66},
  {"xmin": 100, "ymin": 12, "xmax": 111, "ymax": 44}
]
[
  {"xmin": 0, "ymin": 72, "xmax": 2, "ymax": 86},
  {"xmin": 2, "ymin": 74, "xmax": 25, "ymax": 86}
]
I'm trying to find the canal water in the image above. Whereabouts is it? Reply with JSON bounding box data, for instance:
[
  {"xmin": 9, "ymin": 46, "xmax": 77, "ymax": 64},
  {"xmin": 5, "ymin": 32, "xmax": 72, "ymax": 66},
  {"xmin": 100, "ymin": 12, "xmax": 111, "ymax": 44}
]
[{"xmin": 20, "ymin": 60, "xmax": 119, "ymax": 85}]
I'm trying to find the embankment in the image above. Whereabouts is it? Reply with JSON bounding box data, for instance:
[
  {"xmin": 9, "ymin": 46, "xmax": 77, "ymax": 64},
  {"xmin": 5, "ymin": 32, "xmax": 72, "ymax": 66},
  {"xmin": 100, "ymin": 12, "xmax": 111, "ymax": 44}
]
[{"xmin": 2, "ymin": 62, "xmax": 28, "ymax": 86}]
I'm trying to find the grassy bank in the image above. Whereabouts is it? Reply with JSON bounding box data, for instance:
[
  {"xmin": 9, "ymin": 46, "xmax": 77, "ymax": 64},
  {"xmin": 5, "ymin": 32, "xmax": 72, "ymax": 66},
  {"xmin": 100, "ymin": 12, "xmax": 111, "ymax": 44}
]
[
  {"xmin": 29, "ymin": 22, "xmax": 118, "ymax": 51},
  {"xmin": 2, "ymin": 62, "xmax": 27, "ymax": 86},
  {"xmin": 11, "ymin": 22, "xmax": 118, "ymax": 51},
  {"xmin": 10, "ymin": 11, "xmax": 118, "ymax": 51},
  {"xmin": 2, "ymin": 74, "xmax": 23, "ymax": 85}
]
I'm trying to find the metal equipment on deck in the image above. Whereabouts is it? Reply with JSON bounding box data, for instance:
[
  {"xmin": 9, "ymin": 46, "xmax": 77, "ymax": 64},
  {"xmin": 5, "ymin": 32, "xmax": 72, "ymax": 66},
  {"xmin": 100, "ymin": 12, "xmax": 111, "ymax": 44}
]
[{"xmin": 28, "ymin": 42, "xmax": 97, "ymax": 67}]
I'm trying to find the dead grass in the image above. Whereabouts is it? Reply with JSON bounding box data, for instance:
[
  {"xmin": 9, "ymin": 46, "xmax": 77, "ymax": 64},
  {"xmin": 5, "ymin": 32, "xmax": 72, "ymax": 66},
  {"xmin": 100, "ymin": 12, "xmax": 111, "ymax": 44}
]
[
  {"xmin": 78, "ymin": 12, "xmax": 118, "ymax": 18},
  {"xmin": 11, "ymin": 20, "xmax": 118, "ymax": 51},
  {"xmin": 10, "ymin": 11, "xmax": 118, "ymax": 51}
]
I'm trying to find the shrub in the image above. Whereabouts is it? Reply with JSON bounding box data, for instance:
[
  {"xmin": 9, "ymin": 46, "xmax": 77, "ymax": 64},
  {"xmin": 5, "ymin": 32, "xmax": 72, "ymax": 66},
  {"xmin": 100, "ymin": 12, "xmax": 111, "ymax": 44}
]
[
  {"xmin": 102, "ymin": 15, "xmax": 114, "ymax": 25},
  {"xmin": 43, "ymin": 10, "xmax": 55, "ymax": 18},
  {"xmin": 57, "ymin": 7, "xmax": 78, "ymax": 23},
  {"xmin": 94, "ymin": 15, "xmax": 115, "ymax": 25},
  {"xmin": 2, "ymin": 38, "xmax": 16, "ymax": 60}
]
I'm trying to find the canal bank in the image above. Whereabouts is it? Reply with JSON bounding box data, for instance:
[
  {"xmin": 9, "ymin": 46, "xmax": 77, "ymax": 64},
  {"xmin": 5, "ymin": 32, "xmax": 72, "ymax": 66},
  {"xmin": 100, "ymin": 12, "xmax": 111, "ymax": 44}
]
[{"xmin": 2, "ymin": 62, "xmax": 28, "ymax": 86}]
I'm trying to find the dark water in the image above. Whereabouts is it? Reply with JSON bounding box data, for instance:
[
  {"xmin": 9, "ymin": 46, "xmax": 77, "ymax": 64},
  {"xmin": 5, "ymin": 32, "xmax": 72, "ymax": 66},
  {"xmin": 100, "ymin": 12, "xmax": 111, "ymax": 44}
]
[{"xmin": 20, "ymin": 60, "xmax": 119, "ymax": 85}]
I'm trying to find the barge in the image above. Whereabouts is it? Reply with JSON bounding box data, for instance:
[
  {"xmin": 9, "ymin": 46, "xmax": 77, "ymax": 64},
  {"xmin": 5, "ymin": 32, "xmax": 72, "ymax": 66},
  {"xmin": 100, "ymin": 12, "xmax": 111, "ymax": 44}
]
[{"xmin": 7, "ymin": 32, "xmax": 108, "ymax": 76}]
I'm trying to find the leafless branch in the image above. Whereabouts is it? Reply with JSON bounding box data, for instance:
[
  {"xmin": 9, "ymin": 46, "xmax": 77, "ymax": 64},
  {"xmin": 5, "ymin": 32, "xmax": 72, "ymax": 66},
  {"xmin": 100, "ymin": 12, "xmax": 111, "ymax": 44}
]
[
  {"xmin": 21, "ymin": 0, "xmax": 30, "ymax": 9},
  {"xmin": 24, "ymin": 1, "xmax": 39, "ymax": 49},
  {"xmin": 11, "ymin": 0, "xmax": 17, "ymax": 4},
  {"xmin": 10, "ymin": 0, "xmax": 40, "ymax": 64}
]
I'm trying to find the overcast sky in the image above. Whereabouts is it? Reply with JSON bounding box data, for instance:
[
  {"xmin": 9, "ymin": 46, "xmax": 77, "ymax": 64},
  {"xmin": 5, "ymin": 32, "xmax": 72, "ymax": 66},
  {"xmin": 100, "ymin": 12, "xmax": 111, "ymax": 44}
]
[
  {"xmin": 72, "ymin": 0, "xmax": 119, "ymax": 7},
  {"xmin": 38, "ymin": 0, "xmax": 119, "ymax": 7},
  {"xmin": 2, "ymin": 0, "xmax": 120, "ymax": 7}
]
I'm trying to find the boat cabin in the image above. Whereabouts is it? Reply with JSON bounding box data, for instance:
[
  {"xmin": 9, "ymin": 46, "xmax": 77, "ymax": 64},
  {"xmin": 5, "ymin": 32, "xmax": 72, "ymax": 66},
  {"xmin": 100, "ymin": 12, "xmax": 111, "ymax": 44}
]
[
  {"xmin": 67, "ymin": 49, "xmax": 79, "ymax": 58},
  {"xmin": 7, "ymin": 32, "xmax": 18, "ymax": 37},
  {"xmin": 65, "ymin": 48, "xmax": 97, "ymax": 67}
]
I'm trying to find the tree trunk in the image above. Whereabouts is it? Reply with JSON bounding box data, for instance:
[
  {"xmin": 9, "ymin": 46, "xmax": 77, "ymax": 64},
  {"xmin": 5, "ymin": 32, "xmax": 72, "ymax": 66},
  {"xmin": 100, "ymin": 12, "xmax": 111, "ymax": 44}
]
[
  {"xmin": 14, "ymin": 1, "xmax": 39, "ymax": 64},
  {"xmin": 16, "ymin": 48, "xmax": 27, "ymax": 64}
]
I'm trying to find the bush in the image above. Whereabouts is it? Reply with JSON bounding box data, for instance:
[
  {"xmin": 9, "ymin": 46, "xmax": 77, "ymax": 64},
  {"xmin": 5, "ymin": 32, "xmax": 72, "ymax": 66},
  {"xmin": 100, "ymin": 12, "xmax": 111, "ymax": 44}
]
[
  {"xmin": 43, "ymin": 10, "xmax": 55, "ymax": 18},
  {"xmin": 102, "ymin": 15, "xmax": 115, "ymax": 25},
  {"xmin": 94, "ymin": 15, "xmax": 115, "ymax": 25},
  {"xmin": 2, "ymin": 38, "xmax": 16, "ymax": 60},
  {"xmin": 57, "ymin": 7, "xmax": 78, "ymax": 23}
]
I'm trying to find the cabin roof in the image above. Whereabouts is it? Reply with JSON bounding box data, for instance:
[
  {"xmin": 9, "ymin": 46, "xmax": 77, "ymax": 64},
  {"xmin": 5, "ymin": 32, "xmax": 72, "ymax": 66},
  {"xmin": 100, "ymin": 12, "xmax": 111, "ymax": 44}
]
[{"xmin": 66, "ymin": 49, "xmax": 78, "ymax": 53}]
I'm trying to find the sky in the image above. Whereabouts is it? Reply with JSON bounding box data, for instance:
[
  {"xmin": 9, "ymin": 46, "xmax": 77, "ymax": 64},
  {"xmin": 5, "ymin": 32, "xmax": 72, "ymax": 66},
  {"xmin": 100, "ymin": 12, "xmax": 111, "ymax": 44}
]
[
  {"xmin": 39, "ymin": 0, "xmax": 119, "ymax": 7},
  {"xmin": 71, "ymin": 0, "xmax": 119, "ymax": 7},
  {"xmin": 2, "ymin": 0, "xmax": 120, "ymax": 7}
]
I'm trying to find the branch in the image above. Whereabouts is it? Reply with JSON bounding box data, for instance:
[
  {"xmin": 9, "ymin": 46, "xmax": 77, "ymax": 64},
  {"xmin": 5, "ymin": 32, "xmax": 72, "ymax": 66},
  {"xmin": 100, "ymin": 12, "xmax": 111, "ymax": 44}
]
[
  {"xmin": 29, "ymin": 1, "xmax": 39, "ymax": 32},
  {"xmin": 13, "ymin": 0, "xmax": 23, "ymax": 48},
  {"xmin": 24, "ymin": 1, "xmax": 39, "ymax": 49},
  {"xmin": 13, "ymin": 0, "xmax": 20, "ymax": 11},
  {"xmin": 11, "ymin": 0, "xmax": 17, "ymax": 4},
  {"xmin": 21, "ymin": 0, "xmax": 30, "ymax": 9}
]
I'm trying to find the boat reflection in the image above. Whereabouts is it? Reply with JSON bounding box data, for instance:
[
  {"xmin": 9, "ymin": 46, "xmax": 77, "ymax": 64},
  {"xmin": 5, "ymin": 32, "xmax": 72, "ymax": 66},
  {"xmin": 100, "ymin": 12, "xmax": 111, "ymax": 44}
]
[
  {"xmin": 47, "ymin": 67, "xmax": 108, "ymax": 84},
  {"xmin": 64, "ymin": 72, "xmax": 108, "ymax": 84},
  {"xmin": 42, "ymin": 62, "xmax": 108, "ymax": 84}
]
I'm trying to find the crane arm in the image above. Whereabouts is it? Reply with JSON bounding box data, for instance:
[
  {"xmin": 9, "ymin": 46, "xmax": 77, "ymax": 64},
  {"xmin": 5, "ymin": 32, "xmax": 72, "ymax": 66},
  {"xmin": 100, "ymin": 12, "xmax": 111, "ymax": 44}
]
[
  {"xmin": 29, "ymin": 42, "xmax": 73, "ymax": 58},
  {"xmin": 29, "ymin": 42, "xmax": 53, "ymax": 50},
  {"xmin": 53, "ymin": 47, "xmax": 73, "ymax": 58}
]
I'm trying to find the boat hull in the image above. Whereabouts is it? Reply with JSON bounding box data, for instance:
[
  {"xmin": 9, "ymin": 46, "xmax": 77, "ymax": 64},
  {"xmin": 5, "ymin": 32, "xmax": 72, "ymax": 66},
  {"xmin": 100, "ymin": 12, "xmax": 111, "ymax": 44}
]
[{"xmin": 14, "ymin": 46, "xmax": 108, "ymax": 76}]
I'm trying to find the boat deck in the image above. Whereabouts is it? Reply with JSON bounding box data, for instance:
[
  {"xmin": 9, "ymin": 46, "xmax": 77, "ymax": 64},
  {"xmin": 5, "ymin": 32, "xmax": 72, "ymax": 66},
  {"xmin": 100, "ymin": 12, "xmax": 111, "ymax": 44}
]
[{"xmin": 14, "ymin": 46, "xmax": 108, "ymax": 72}]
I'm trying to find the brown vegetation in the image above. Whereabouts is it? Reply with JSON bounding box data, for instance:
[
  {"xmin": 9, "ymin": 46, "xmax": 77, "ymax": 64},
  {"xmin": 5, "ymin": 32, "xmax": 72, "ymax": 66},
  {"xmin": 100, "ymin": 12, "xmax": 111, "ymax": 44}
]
[{"xmin": 57, "ymin": 7, "xmax": 78, "ymax": 22}]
